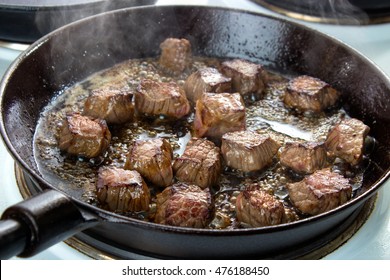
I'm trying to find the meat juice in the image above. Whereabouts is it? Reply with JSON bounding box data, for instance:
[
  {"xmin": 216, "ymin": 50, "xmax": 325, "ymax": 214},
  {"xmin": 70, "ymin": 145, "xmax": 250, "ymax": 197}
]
[{"xmin": 33, "ymin": 57, "xmax": 367, "ymax": 229}]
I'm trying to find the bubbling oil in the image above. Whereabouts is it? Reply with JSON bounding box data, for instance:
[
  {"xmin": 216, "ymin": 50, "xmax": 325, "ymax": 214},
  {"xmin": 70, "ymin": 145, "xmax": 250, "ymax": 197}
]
[{"xmin": 33, "ymin": 56, "xmax": 365, "ymax": 229}]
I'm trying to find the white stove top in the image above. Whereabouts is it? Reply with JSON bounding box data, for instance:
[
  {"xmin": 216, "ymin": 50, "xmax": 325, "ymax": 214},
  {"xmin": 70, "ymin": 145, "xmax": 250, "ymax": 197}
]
[{"xmin": 0, "ymin": 0, "xmax": 389, "ymax": 259}]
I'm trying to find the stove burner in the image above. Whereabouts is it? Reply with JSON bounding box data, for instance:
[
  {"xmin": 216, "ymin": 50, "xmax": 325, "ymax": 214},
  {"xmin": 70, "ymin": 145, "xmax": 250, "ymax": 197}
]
[
  {"xmin": 252, "ymin": 0, "xmax": 390, "ymax": 25},
  {"xmin": 14, "ymin": 164, "xmax": 377, "ymax": 259}
]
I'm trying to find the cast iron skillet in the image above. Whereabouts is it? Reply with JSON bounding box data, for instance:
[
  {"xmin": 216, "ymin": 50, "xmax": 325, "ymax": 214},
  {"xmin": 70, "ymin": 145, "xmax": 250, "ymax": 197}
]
[{"xmin": 0, "ymin": 5, "xmax": 389, "ymax": 260}]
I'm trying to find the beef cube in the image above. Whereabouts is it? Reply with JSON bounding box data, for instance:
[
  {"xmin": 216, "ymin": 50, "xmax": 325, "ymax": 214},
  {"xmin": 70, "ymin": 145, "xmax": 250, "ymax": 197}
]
[
  {"xmin": 173, "ymin": 137, "xmax": 221, "ymax": 189},
  {"xmin": 236, "ymin": 188, "xmax": 285, "ymax": 227},
  {"xmin": 159, "ymin": 38, "xmax": 192, "ymax": 75},
  {"xmin": 325, "ymin": 118, "xmax": 370, "ymax": 165},
  {"xmin": 184, "ymin": 67, "xmax": 231, "ymax": 103},
  {"xmin": 221, "ymin": 130, "xmax": 280, "ymax": 172},
  {"xmin": 193, "ymin": 92, "xmax": 246, "ymax": 141},
  {"xmin": 155, "ymin": 182, "xmax": 212, "ymax": 228},
  {"xmin": 58, "ymin": 113, "xmax": 111, "ymax": 158},
  {"xmin": 96, "ymin": 166, "xmax": 150, "ymax": 212},
  {"xmin": 125, "ymin": 138, "xmax": 173, "ymax": 187},
  {"xmin": 283, "ymin": 75, "xmax": 340, "ymax": 113},
  {"xmin": 279, "ymin": 141, "xmax": 328, "ymax": 174},
  {"xmin": 221, "ymin": 59, "xmax": 266, "ymax": 97},
  {"xmin": 135, "ymin": 79, "xmax": 190, "ymax": 119},
  {"xmin": 286, "ymin": 168, "xmax": 352, "ymax": 215},
  {"xmin": 83, "ymin": 88, "xmax": 134, "ymax": 124}
]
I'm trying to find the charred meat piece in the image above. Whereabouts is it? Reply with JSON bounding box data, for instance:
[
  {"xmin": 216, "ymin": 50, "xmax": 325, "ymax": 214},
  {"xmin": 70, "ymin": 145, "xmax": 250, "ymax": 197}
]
[
  {"xmin": 283, "ymin": 75, "xmax": 340, "ymax": 113},
  {"xmin": 184, "ymin": 67, "xmax": 231, "ymax": 103},
  {"xmin": 58, "ymin": 112, "xmax": 111, "ymax": 158},
  {"xmin": 236, "ymin": 188, "xmax": 285, "ymax": 227},
  {"xmin": 159, "ymin": 38, "xmax": 192, "ymax": 75},
  {"xmin": 220, "ymin": 58, "xmax": 266, "ymax": 97},
  {"xmin": 173, "ymin": 137, "xmax": 221, "ymax": 189},
  {"xmin": 221, "ymin": 130, "xmax": 280, "ymax": 172},
  {"xmin": 279, "ymin": 142, "xmax": 328, "ymax": 174},
  {"xmin": 135, "ymin": 79, "xmax": 190, "ymax": 119},
  {"xmin": 125, "ymin": 138, "xmax": 173, "ymax": 188},
  {"xmin": 83, "ymin": 88, "xmax": 134, "ymax": 124},
  {"xmin": 194, "ymin": 92, "xmax": 246, "ymax": 141},
  {"xmin": 155, "ymin": 182, "xmax": 212, "ymax": 228},
  {"xmin": 96, "ymin": 166, "xmax": 150, "ymax": 212},
  {"xmin": 325, "ymin": 118, "xmax": 370, "ymax": 165},
  {"xmin": 286, "ymin": 168, "xmax": 352, "ymax": 215}
]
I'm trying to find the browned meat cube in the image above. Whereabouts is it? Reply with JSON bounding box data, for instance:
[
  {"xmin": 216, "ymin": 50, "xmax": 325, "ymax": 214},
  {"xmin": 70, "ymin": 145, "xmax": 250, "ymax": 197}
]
[
  {"xmin": 135, "ymin": 79, "xmax": 190, "ymax": 119},
  {"xmin": 325, "ymin": 118, "xmax": 370, "ymax": 166},
  {"xmin": 58, "ymin": 113, "xmax": 111, "ymax": 158},
  {"xmin": 221, "ymin": 130, "xmax": 280, "ymax": 172},
  {"xmin": 183, "ymin": 67, "xmax": 231, "ymax": 103},
  {"xmin": 83, "ymin": 88, "xmax": 134, "ymax": 124},
  {"xmin": 236, "ymin": 188, "xmax": 285, "ymax": 227},
  {"xmin": 124, "ymin": 138, "xmax": 173, "ymax": 188},
  {"xmin": 283, "ymin": 75, "xmax": 340, "ymax": 113},
  {"xmin": 220, "ymin": 59, "xmax": 266, "ymax": 97},
  {"xmin": 159, "ymin": 38, "xmax": 192, "ymax": 75},
  {"xmin": 279, "ymin": 142, "xmax": 328, "ymax": 174},
  {"xmin": 193, "ymin": 92, "xmax": 246, "ymax": 141},
  {"xmin": 96, "ymin": 166, "xmax": 150, "ymax": 212},
  {"xmin": 173, "ymin": 137, "xmax": 221, "ymax": 189},
  {"xmin": 155, "ymin": 182, "xmax": 212, "ymax": 228},
  {"xmin": 286, "ymin": 168, "xmax": 352, "ymax": 215}
]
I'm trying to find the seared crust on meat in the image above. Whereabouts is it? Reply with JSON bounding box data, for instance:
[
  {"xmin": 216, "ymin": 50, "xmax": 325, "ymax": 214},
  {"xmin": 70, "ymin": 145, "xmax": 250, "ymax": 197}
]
[
  {"xmin": 83, "ymin": 88, "xmax": 134, "ymax": 124},
  {"xmin": 194, "ymin": 92, "xmax": 246, "ymax": 141},
  {"xmin": 125, "ymin": 138, "xmax": 173, "ymax": 187},
  {"xmin": 173, "ymin": 137, "xmax": 221, "ymax": 189},
  {"xmin": 159, "ymin": 38, "xmax": 192, "ymax": 75},
  {"xmin": 286, "ymin": 168, "xmax": 352, "ymax": 215},
  {"xmin": 221, "ymin": 130, "xmax": 280, "ymax": 172},
  {"xmin": 283, "ymin": 75, "xmax": 340, "ymax": 113},
  {"xmin": 134, "ymin": 79, "xmax": 190, "ymax": 119},
  {"xmin": 58, "ymin": 112, "xmax": 111, "ymax": 158},
  {"xmin": 96, "ymin": 167, "xmax": 150, "ymax": 212},
  {"xmin": 221, "ymin": 58, "xmax": 266, "ymax": 97},
  {"xmin": 279, "ymin": 142, "xmax": 328, "ymax": 174},
  {"xmin": 325, "ymin": 118, "xmax": 370, "ymax": 166},
  {"xmin": 184, "ymin": 67, "xmax": 231, "ymax": 103},
  {"xmin": 135, "ymin": 79, "xmax": 190, "ymax": 119},
  {"xmin": 155, "ymin": 183, "xmax": 212, "ymax": 228},
  {"xmin": 236, "ymin": 189, "xmax": 285, "ymax": 227}
]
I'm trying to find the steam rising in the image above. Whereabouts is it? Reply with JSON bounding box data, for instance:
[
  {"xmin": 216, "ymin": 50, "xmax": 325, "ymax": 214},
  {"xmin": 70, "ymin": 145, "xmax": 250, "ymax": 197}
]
[
  {"xmin": 261, "ymin": 0, "xmax": 370, "ymax": 25},
  {"xmin": 33, "ymin": 0, "xmax": 156, "ymax": 37},
  {"xmin": 313, "ymin": 0, "xmax": 369, "ymax": 24}
]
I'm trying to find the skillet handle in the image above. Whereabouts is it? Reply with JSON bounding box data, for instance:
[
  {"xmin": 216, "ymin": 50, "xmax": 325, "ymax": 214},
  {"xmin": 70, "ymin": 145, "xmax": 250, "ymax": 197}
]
[
  {"xmin": 0, "ymin": 189, "xmax": 98, "ymax": 259},
  {"xmin": 0, "ymin": 219, "xmax": 28, "ymax": 259}
]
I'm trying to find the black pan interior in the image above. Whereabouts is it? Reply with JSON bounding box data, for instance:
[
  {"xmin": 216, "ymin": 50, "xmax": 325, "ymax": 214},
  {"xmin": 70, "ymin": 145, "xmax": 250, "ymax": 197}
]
[{"xmin": 1, "ymin": 6, "xmax": 390, "ymax": 258}]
